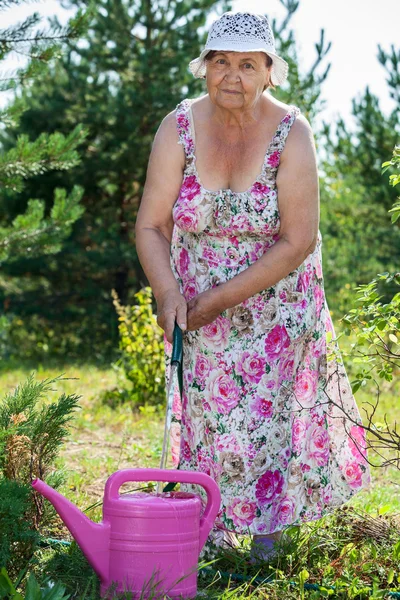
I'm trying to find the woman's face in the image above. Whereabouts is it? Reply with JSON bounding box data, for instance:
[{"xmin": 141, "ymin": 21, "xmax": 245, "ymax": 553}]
[{"xmin": 205, "ymin": 51, "xmax": 271, "ymax": 110}]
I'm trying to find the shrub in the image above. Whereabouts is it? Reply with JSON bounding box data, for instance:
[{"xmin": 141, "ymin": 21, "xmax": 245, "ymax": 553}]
[
  {"xmin": 0, "ymin": 373, "xmax": 80, "ymax": 576},
  {"xmin": 0, "ymin": 480, "xmax": 39, "ymax": 575},
  {"xmin": 110, "ymin": 287, "xmax": 165, "ymax": 408}
]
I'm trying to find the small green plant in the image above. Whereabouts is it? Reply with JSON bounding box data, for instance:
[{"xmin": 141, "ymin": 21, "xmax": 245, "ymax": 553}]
[
  {"xmin": 39, "ymin": 542, "xmax": 97, "ymax": 600},
  {"xmin": 342, "ymin": 272, "xmax": 400, "ymax": 389},
  {"xmin": 384, "ymin": 144, "xmax": 400, "ymax": 224},
  {"xmin": 0, "ymin": 373, "xmax": 80, "ymax": 577},
  {"xmin": 110, "ymin": 287, "xmax": 165, "ymax": 408},
  {"xmin": 0, "ymin": 567, "xmax": 70, "ymax": 600}
]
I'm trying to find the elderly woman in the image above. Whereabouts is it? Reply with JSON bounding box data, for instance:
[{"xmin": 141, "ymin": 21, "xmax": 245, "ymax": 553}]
[{"xmin": 135, "ymin": 11, "xmax": 371, "ymax": 561}]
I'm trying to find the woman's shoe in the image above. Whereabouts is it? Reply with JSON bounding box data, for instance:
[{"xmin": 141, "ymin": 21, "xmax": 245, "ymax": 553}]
[
  {"xmin": 249, "ymin": 532, "xmax": 290, "ymax": 564},
  {"xmin": 249, "ymin": 537, "xmax": 278, "ymax": 563}
]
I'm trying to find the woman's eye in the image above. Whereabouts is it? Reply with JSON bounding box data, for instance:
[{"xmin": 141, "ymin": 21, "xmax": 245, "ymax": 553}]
[
  {"xmin": 244, "ymin": 63, "xmax": 254, "ymax": 69},
  {"xmin": 216, "ymin": 58, "xmax": 226, "ymax": 64}
]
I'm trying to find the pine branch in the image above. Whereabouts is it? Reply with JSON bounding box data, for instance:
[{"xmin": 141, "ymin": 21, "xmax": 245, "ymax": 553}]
[
  {"xmin": 0, "ymin": 3, "xmax": 94, "ymax": 85},
  {"xmin": 0, "ymin": 372, "xmax": 74, "ymax": 428},
  {"xmin": 0, "ymin": 124, "xmax": 88, "ymax": 189},
  {"xmin": 0, "ymin": 186, "xmax": 86, "ymax": 265},
  {"xmin": 31, "ymin": 393, "xmax": 81, "ymax": 468},
  {"xmin": 0, "ymin": 0, "xmax": 42, "ymax": 10}
]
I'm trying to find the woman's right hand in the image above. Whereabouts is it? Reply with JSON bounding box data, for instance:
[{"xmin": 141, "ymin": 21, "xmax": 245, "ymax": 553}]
[{"xmin": 156, "ymin": 288, "xmax": 187, "ymax": 343}]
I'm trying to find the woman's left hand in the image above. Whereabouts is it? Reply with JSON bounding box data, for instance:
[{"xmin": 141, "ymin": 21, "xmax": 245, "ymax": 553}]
[{"xmin": 187, "ymin": 288, "xmax": 225, "ymax": 331}]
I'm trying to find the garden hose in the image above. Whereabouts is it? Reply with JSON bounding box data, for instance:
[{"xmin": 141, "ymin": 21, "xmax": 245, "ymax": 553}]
[
  {"xmin": 201, "ymin": 567, "xmax": 400, "ymax": 598},
  {"xmin": 37, "ymin": 537, "xmax": 400, "ymax": 598}
]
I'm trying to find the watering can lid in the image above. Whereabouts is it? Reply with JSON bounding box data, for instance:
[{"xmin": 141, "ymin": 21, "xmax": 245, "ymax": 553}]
[{"xmin": 116, "ymin": 491, "xmax": 201, "ymax": 505}]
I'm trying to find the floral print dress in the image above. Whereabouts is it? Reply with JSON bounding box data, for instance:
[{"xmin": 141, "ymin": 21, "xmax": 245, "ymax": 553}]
[{"xmin": 164, "ymin": 97, "xmax": 372, "ymax": 558}]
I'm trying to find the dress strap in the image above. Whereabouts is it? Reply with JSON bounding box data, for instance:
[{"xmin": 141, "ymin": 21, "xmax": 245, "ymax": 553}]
[
  {"xmin": 274, "ymin": 105, "xmax": 301, "ymax": 150},
  {"xmin": 262, "ymin": 105, "xmax": 301, "ymax": 172},
  {"xmin": 175, "ymin": 98, "xmax": 195, "ymax": 160}
]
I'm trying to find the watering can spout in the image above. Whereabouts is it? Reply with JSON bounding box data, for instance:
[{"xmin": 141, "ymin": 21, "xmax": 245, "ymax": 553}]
[{"xmin": 32, "ymin": 478, "xmax": 110, "ymax": 582}]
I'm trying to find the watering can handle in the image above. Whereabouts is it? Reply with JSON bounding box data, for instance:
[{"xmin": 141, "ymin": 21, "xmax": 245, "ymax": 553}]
[{"xmin": 104, "ymin": 468, "xmax": 221, "ymax": 551}]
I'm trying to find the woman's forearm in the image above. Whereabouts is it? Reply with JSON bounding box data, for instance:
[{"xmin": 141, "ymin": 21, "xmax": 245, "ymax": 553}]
[
  {"xmin": 135, "ymin": 227, "xmax": 179, "ymax": 301},
  {"xmin": 216, "ymin": 236, "xmax": 316, "ymax": 310}
]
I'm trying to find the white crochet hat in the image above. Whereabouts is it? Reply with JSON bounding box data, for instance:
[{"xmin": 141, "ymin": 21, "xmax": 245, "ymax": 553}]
[{"xmin": 189, "ymin": 11, "xmax": 289, "ymax": 87}]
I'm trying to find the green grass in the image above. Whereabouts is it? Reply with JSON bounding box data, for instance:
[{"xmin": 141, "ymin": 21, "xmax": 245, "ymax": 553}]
[{"xmin": 1, "ymin": 322, "xmax": 400, "ymax": 599}]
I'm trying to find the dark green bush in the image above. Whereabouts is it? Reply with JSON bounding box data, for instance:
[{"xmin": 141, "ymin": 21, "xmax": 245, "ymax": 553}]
[{"xmin": 0, "ymin": 480, "xmax": 39, "ymax": 575}]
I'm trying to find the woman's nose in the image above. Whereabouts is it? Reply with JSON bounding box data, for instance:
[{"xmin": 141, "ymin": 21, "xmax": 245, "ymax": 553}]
[{"xmin": 224, "ymin": 68, "xmax": 240, "ymax": 83}]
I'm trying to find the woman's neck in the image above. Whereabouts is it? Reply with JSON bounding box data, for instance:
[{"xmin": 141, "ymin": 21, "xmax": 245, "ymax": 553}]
[{"xmin": 207, "ymin": 94, "xmax": 266, "ymax": 130}]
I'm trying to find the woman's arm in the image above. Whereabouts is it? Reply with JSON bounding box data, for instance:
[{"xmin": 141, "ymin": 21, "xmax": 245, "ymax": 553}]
[
  {"xmin": 135, "ymin": 111, "xmax": 187, "ymax": 342},
  {"xmin": 187, "ymin": 115, "xmax": 320, "ymax": 328}
]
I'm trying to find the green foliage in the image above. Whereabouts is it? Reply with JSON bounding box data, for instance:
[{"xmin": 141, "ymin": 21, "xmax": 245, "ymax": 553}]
[
  {"xmin": 2, "ymin": 313, "xmax": 118, "ymax": 366},
  {"xmin": 320, "ymin": 87, "xmax": 400, "ymax": 315},
  {"xmin": 0, "ymin": 126, "xmax": 88, "ymax": 193},
  {"xmin": 0, "ymin": 567, "xmax": 70, "ymax": 600},
  {"xmin": 0, "ymin": 480, "xmax": 39, "ymax": 576},
  {"xmin": 111, "ymin": 287, "xmax": 165, "ymax": 408},
  {"xmin": 342, "ymin": 272, "xmax": 400, "ymax": 391},
  {"xmin": 40, "ymin": 542, "xmax": 98, "ymax": 600},
  {"xmin": 0, "ymin": 373, "xmax": 81, "ymax": 481},
  {"xmin": 0, "ymin": 373, "xmax": 80, "ymax": 576},
  {"xmin": 341, "ymin": 144, "xmax": 400, "ymax": 394},
  {"xmin": 0, "ymin": 5, "xmax": 88, "ymax": 570},
  {"xmin": 0, "ymin": 0, "xmax": 92, "ymax": 361},
  {"xmin": 0, "ymin": 187, "xmax": 86, "ymax": 266},
  {"xmin": 382, "ymin": 144, "xmax": 400, "ymax": 223},
  {"xmin": 0, "ymin": 1, "xmax": 93, "ymax": 99}
]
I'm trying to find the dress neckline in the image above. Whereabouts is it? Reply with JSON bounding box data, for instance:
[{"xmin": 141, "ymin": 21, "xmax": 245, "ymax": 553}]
[{"xmin": 185, "ymin": 98, "xmax": 296, "ymax": 196}]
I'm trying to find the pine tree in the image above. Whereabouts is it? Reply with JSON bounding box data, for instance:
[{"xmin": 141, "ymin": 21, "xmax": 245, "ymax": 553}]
[
  {"xmin": 0, "ymin": 0, "xmax": 93, "ymax": 263},
  {"xmin": 0, "ymin": 0, "xmax": 95, "ymax": 359}
]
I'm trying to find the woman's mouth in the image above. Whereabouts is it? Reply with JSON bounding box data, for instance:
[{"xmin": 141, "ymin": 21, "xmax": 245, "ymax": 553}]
[{"xmin": 222, "ymin": 89, "xmax": 241, "ymax": 94}]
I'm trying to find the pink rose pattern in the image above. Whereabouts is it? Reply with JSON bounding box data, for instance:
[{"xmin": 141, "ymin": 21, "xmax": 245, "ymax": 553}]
[
  {"xmin": 163, "ymin": 99, "xmax": 371, "ymax": 560},
  {"xmin": 227, "ymin": 498, "xmax": 258, "ymax": 527},
  {"xmin": 236, "ymin": 351, "xmax": 267, "ymax": 384},
  {"xmin": 255, "ymin": 470, "xmax": 285, "ymax": 505}
]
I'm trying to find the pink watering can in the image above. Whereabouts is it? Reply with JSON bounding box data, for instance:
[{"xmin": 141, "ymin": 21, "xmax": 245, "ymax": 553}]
[{"xmin": 32, "ymin": 468, "xmax": 221, "ymax": 599}]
